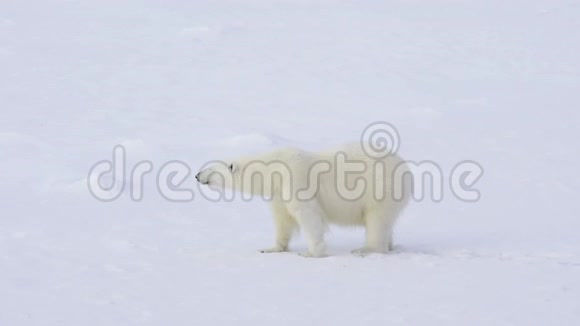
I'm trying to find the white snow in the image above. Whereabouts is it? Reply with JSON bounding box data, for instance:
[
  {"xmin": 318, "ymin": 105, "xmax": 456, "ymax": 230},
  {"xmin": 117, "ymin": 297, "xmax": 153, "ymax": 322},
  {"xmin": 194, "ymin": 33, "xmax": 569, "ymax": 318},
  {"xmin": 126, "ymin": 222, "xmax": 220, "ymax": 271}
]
[{"xmin": 1, "ymin": 0, "xmax": 580, "ymax": 325}]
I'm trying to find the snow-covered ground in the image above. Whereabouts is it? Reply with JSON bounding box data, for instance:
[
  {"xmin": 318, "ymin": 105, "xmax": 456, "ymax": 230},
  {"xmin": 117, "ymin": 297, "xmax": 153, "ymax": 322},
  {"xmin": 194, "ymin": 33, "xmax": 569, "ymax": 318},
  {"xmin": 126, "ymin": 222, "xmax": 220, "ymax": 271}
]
[{"xmin": 2, "ymin": 0, "xmax": 580, "ymax": 325}]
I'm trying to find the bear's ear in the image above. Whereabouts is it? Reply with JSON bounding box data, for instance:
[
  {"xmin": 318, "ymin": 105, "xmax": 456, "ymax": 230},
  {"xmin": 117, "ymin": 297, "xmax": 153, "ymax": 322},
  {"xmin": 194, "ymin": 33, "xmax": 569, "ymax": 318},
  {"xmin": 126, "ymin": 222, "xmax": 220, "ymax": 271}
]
[{"xmin": 229, "ymin": 163, "xmax": 237, "ymax": 173}]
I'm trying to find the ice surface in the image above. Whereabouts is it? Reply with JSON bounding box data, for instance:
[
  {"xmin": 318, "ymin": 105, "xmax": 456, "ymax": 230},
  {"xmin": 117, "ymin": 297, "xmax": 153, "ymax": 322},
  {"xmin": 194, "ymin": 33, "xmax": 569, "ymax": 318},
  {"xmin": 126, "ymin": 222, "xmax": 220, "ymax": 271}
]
[{"xmin": 1, "ymin": 1, "xmax": 579, "ymax": 325}]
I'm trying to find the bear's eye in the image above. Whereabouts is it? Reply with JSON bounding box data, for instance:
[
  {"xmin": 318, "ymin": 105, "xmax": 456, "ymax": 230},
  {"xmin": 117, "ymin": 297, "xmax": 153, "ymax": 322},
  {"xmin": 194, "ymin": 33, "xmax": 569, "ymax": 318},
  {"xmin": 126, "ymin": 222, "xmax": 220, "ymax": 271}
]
[{"xmin": 228, "ymin": 163, "xmax": 234, "ymax": 171}]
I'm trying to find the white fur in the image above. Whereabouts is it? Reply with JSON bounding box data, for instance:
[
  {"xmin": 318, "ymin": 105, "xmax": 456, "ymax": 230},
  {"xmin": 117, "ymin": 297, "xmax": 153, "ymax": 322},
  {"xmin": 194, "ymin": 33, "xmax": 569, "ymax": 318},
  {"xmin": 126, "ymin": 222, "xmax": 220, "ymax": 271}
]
[{"xmin": 197, "ymin": 144, "xmax": 411, "ymax": 257}]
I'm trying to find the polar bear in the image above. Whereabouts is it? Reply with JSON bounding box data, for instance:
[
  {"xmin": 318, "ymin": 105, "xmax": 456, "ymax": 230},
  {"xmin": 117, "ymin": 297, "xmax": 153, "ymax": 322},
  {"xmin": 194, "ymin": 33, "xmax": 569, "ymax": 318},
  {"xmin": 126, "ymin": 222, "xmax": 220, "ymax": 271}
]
[{"xmin": 195, "ymin": 144, "xmax": 412, "ymax": 257}]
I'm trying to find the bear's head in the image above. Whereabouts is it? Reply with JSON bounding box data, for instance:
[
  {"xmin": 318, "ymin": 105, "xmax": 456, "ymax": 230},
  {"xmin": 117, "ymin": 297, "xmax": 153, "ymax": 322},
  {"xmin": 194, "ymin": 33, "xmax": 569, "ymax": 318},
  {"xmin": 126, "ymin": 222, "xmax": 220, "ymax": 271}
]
[
  {"xmin": 195, "ymin": 160, "xmax": 238, "ymax": 191},
  {"xmin": 196, "ymin": 157, "xmax": 292, "ymax": 198}
]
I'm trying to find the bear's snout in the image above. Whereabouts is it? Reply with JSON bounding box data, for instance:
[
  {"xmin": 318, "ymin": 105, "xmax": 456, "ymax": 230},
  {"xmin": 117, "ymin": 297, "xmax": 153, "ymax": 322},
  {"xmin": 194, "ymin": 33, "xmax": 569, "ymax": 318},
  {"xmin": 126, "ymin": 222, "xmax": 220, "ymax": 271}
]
[
  {"xmin": 195, "ymin": 171, "xmax": 208, "ymax": 184},
  {"xmin": 195, "ymin": 169, "xmax": 213, "ymax": 185}
]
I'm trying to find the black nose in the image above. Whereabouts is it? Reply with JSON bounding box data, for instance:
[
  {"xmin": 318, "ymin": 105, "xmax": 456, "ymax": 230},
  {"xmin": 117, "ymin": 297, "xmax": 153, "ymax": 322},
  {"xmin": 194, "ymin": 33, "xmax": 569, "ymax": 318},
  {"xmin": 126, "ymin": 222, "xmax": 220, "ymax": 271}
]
[{"xmin": 195, "ymin": 172, "xmax": 200, "ymax": 181}]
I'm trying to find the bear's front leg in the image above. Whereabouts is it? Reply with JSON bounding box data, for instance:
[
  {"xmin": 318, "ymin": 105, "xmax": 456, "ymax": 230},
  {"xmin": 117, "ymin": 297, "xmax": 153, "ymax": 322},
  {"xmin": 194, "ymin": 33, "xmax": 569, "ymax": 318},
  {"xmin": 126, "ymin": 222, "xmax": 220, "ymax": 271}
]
[
  {"xmin": 286, "ymin": 199, "xmax": 327, "ymax": 258},
  {"xmin": 260, "ymin": 196, "xmax": 297, "ymax": 254}
]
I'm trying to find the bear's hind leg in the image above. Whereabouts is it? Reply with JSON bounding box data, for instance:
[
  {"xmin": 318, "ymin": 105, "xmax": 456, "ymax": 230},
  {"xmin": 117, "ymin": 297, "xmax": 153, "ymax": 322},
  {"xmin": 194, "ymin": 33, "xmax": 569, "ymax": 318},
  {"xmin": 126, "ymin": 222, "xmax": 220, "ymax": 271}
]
[{"xmin": 352, "ymin": 207, "xmax": 397, "ymax": 256}]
